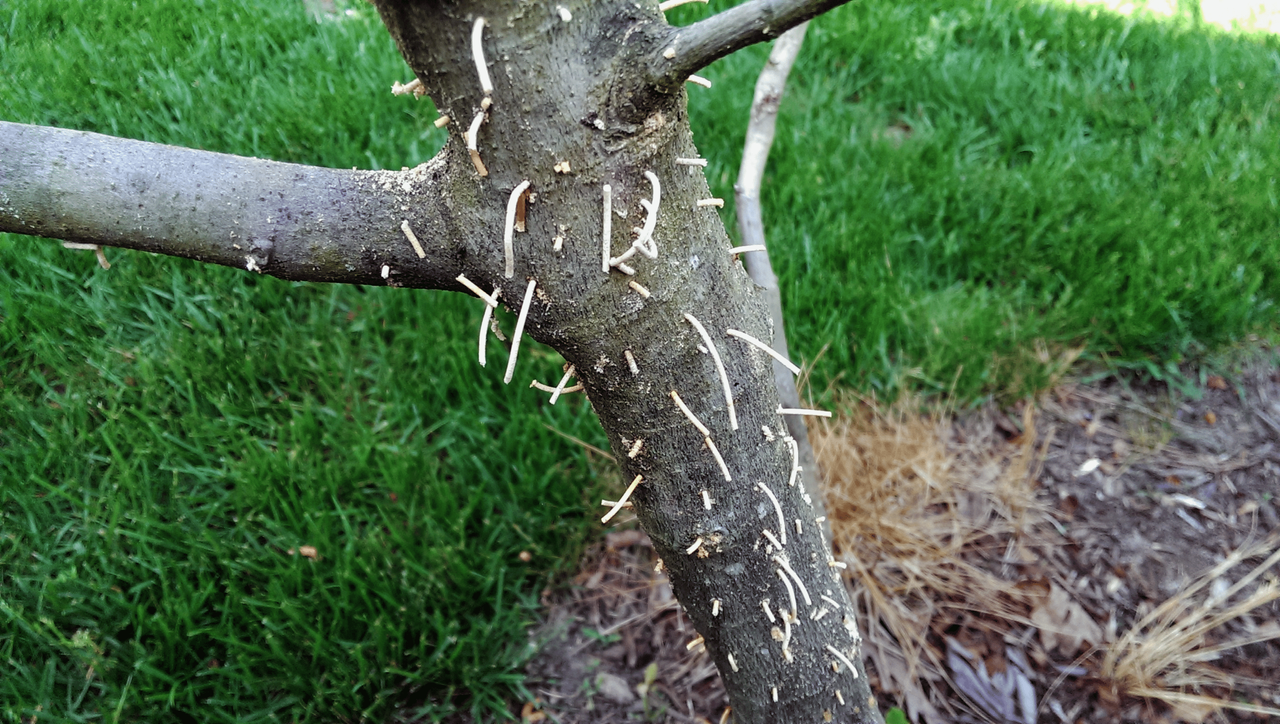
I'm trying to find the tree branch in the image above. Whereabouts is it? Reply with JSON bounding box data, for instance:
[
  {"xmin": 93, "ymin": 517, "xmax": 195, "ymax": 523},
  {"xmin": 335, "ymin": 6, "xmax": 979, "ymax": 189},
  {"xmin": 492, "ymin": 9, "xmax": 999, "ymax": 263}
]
[
  {"xmin": 654, "ymin": 0, "xmax": 847, "ymax": 87},
  {"xmin": 0, "ymin": 121, "xmax": 464, "ymax": 290},
  {"xmin": 732, "ymin": 24, "xmax": 831, "ymax": 537}
]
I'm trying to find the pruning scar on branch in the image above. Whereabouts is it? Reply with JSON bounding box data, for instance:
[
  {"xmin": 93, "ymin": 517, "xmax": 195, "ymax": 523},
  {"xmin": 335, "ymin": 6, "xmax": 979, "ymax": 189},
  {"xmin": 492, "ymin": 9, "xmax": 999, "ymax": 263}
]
[{"xmin": 503, "ymin": 279, "xmax": 537, "ymax": 385}]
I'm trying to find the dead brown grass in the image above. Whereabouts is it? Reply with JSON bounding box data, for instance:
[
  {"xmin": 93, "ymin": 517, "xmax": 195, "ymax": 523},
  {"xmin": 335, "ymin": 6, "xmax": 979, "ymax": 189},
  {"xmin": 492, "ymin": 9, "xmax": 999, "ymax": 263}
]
[
  {"xmin": 1099, "ymin": 535, "xmax": 1280, "ymax": 720},
  {"xmin": 814, "ymin": 391, "xmax": 1280, "ymax": 723},
  {"xmin": 813, "ymin": 393, "xmax": 1046, "ymax": 720}
]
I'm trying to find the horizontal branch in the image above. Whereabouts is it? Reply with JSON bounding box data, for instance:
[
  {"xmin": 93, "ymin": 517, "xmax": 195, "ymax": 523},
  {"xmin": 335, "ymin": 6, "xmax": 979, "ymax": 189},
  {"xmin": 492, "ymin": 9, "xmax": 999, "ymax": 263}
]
[
  {"xmin": 0, "ymin": 121, "xmax": 463, "ymax": 290},
  {"xmin": 653, "ymin": 0, "xmax": 848, "ymax": 86}
]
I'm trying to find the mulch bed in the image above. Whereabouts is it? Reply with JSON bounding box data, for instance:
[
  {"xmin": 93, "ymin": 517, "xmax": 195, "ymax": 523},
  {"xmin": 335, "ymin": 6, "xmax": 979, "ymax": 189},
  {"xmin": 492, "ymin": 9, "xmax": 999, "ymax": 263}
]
[
  {"xmin": 523, "ymin": 529, "xmax": 725, "ymax": 723},
  {"xmin": 521, "ymin": 352, "xmax": 1280, "ymax": 723}
]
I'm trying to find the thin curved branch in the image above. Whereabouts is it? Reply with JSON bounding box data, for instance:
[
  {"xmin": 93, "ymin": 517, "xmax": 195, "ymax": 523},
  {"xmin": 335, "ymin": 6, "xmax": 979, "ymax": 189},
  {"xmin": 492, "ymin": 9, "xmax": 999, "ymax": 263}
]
[
  {"xmin": 0, "ymin": 121, "xmax": 463, "ymax": 290},
  {"xmin": 732, "ymin": 24, "xmax": 833, "ymax": 535},
  {"xmin": 652, "ymin": 0, "xmax": 846, "ymax": 87}
]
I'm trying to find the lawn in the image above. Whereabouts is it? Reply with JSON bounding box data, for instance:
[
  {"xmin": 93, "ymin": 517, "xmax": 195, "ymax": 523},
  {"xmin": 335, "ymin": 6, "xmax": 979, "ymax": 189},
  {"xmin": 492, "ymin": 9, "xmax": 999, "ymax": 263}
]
[
  {"xmin": 2, "ymin": 0, "xmax": 1278, "ymax": 721},
  {"xmin": 683, "ymin": 0, "xmax": 1280, "ymax": 396},
  {"xmin": 0, "ymin": 2, "xmax": 608, "ymax": 721}
]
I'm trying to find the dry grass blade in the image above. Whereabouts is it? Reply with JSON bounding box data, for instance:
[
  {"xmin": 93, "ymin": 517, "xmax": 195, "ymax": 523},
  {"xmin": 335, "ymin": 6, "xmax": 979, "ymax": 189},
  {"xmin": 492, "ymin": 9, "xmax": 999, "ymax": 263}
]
[
  {"xmin": 541, "ymin": 423, "xmax": 615, "ymax": 462},
  {"xmin": 1126, "ymin": 689, "xmax": 1280, "ymax": 718},
  {"xmin": 815, "ymin": 393, "xmax": 1046, "ymax": 718},
  {"xmin": 1099, "ymin": 534, "xmax": 1280, "ymax": 716}
]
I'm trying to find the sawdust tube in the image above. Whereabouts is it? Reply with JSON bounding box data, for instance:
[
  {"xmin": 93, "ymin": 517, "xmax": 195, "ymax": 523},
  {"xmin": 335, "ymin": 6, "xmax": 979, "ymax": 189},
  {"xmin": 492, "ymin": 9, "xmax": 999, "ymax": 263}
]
[{"xmin": 732, "ymin": 22, "xmax": 832, "ymax": 536}]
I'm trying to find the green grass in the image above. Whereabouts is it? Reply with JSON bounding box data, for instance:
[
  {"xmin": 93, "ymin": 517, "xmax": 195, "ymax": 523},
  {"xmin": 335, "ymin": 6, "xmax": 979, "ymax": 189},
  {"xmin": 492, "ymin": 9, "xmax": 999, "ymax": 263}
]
[
  {"xmin": 683, "ymin": 0, "xmax": 1280, "ymax": 397},
  {"xmin": 3, "ymin": 0, "xmax": 1280, "ymax": 721},
  {"xmin": 1, "ymin": 2, "xmax": 607, "ymax": 722}
]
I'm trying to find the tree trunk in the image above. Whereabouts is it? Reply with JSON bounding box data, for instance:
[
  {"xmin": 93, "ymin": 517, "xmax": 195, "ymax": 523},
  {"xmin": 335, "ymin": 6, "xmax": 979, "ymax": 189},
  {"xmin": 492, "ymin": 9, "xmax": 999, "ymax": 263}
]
[
  {"xmin": 0, "ymin": 0, "xmax": 879, "ymax": 721},
  {"xmin": 733, "ymin": 22, "xmax": 831, "ymax": 541}
]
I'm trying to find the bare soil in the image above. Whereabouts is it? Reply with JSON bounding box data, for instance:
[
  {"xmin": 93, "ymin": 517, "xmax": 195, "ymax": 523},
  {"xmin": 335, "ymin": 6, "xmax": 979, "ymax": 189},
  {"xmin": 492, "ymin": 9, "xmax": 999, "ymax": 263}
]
[{"xmin": 521, "ymin": 351, "xmax": 1280, "ymax": 723}]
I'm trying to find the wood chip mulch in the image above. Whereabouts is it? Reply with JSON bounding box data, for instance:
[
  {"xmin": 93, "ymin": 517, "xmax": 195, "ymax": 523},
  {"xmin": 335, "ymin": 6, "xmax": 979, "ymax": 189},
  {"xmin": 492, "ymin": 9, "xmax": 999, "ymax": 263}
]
[{"xmin": 522, "ymin": 352, "xmax": 1280, "ymax": 724}]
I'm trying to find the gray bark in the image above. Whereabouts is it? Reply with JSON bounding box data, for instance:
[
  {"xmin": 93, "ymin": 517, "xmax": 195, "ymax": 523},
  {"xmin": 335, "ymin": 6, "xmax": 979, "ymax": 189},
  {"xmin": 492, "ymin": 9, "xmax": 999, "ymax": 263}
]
[
  {"xmin": 0, "ymin": 0, "xmax": 879, "ymax": 720},
  {"xmin": 732, "ymin": 23, "xmax": 830, "ymax": 539},
  {"xmin": 651, "ymin": 0, "xmax": 842, "ymax": 90},
  {"xmin": 0, "ymin": 122, "xmax": 466, "ymax": 291}
]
